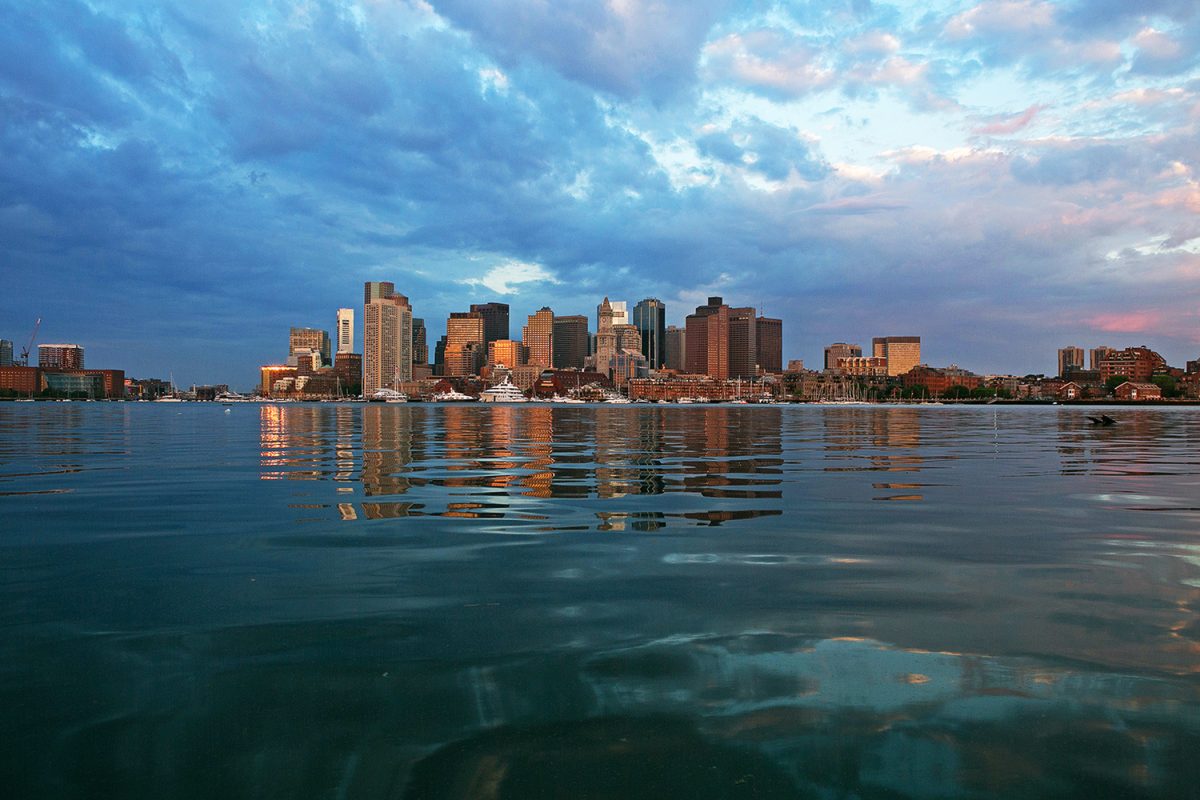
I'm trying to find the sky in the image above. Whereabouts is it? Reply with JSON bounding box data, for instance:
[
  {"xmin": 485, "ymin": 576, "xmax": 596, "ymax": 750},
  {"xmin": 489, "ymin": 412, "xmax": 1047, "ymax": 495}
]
[{"xmin": 1, "ymin": 0, "xmax": 1198, "ymax": 388}]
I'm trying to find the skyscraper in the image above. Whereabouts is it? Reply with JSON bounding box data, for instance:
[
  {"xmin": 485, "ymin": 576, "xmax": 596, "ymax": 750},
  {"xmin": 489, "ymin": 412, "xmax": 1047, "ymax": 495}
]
[
  {"xmin": 685, "ymin": 297, "xmax": 730, "ymax": 379},
  {"xmin": 756, "ymin": 317, "xmax": 783, "ymax": 373},
  {"xmin": 633, "ymin": 298, "xmax": 667, "ymax": 369},
  {"xmin": 470, "ymin": 302, "xmax": 510, "ymax": 348},
  {"xmin": 412, "ymin": 318, "xmax": 428, "ymax": 366},
  {"xmin": 664, "ymin": 326, "xmax": 686, "ymax": 371},
  {"xmin": 363, "ymin": 282, "xmax": 413, "ymax": 393},
  {"xmin": 553, "ymin": 315, "xmax": 588, "ymax": 369},
  {"xmin": 873, "ymin": 336, "xmax": 921, "ymax": 377},
  {"xmin": 335, "ymin": 309, "xmax": 354, "ymax": 354},
  {"xmin": 290, "ymin": 327, "xmax": 331, "ymax": 366},
  {"xmin": 522, "ymin": 307, "xmax": 555, "ymax": 367},
  {"xmin": 824, "ymin": 343, "xmax": 862, "ymax": 370},
  {"xmin": 0, "ymin": 339, "xmax": 12, "ymax": 367},
  {"xmin": 1057, "ymin": 346, "xmax": 1085, "ymax": 377},
  {"xmin": 728, "ymin": 306, "xmax": 757, "ymax": 379},
  {"xmin": 445, "ymin": 311, "xmax": 485, "ymax": 376}
]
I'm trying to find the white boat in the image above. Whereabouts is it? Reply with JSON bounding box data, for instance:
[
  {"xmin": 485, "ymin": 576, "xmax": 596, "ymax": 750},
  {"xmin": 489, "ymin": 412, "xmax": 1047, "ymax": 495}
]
[
  {"xmin": 154, "ymin": 395, "xmax": 184, "ymax": 403},
  {"xmin": 369, "ymin": 388, "xmax": 408, "ymax": 403},
  {"xmin": 479, "ymin": 376, "xmax": 528, "ymax": 403},
  {"xmin": 432, "ymin": 389, "xmax": 476, "ymax": 402},
  {"xmin": 550, "ymin": 395, "xmax": 586, "ymax": 404},
  {"xmin": 216, "ymin": 392, "xmax": 253, "ymax": 403}
]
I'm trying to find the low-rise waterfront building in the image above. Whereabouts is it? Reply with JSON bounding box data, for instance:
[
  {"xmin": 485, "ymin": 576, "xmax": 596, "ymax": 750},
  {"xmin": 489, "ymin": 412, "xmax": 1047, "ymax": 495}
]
[{"xmin": 1114, "ymin": 381, "xmax": 1162, "ymax": 401}]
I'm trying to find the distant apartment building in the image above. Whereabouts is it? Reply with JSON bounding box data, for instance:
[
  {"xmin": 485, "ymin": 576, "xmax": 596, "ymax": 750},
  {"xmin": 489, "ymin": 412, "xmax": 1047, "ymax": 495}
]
[
  {"xmin": 824, "ymin": 343, "xmax": 861, "ymax": 370},
  {"xmin": 0, "ymin": 339, "xmax": 12, "ymax": 367},
  {"xmin": 552, "ymin": 315, "xmax": 589, "ymax": 369},
  {"xmin": 632, "ymin": 298, "xmax": 667, "ymax": 369},
  {"xmin": 1091, "ymin": 346, "xmax": 1116, "ymax": 370},
  {"xmin": 38, "ymin": 344, "xmax": 84, "ymax": 370},
  {"xmin": 873, "ymin": 336, "xmax": 921, "ymax": 377},
  {"xmin": 363, "ymin": 281, "xmax": 413, "ymax": 393},
  {"xmin": 289, "ymin": 327, "xmax": 331, "ymax": 366},
  {"xmin": 1057, "ymin": 346, "xmax": 1085, "ymax": 378},
  {"xmin": 615, "ymin": 323, "xmax": 642, "ymax": 356},
  {"xmin": 336, "ymin": 309, "xmax": 354, "ymax": 354},
  {"xmin": 664, "ymin": 326, "xmax": 686, "ymax": 371},
  {"xmin": 786, "ymin": 359, "xmax": 805, "ymax": 372},
  {"xmin": 470, "ymin": 302, "xmax": 510, "ymax": 348},
  {"xmin": 522, "ymin": 307, "xmax": 555, "ymax": 368},
  {"xmin": 1099, "ymin": 346, "xmax": 1167, "ymax": 383}
]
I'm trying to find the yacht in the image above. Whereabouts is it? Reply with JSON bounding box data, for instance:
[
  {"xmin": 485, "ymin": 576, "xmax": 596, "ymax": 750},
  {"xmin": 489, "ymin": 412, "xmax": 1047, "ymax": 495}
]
[
  {"xmin": 479, "ymin": 376, "xmax": 528, "ymax": 403},
  {"xmin": 215, "ymin": 391, "xmax": 253, "ymax": 403},
  {"xmin": 432, "ymin": 389, "xmax": 476, "ymax": 402},
  {"xmin": 369, "ymin": 388, "xmax": 408, "ymax": 403},
  {"xmin": 550, "ymin": 395, "xmax": 586, "ymax": 404},
  {"xmin": 601, "ymin": 392, "xmax": 632, "ymax": 404}
]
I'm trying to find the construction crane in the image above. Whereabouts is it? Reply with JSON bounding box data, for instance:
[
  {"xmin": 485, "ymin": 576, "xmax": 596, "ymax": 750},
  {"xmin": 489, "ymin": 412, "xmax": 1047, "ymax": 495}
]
[{"xmin": 19, "ymin": 318, "xmax": 41, "ymax": 367}]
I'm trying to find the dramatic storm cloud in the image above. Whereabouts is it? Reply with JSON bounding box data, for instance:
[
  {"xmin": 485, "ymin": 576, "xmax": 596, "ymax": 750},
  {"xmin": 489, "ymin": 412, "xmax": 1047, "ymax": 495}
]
[{"xmin": 1, "ymin": 0, "xmax": 1197, "ymax": 385}]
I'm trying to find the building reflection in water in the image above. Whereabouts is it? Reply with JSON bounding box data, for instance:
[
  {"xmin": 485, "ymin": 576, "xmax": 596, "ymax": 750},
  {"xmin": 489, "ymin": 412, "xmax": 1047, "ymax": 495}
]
[{"xmin": 258, "ymin": 404, "xmax": 788, "ymax": 530}]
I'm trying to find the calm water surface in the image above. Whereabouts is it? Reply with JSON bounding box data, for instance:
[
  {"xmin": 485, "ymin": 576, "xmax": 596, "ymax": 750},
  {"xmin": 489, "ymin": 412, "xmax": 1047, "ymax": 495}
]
[{"xmin": 2, "ymin": 403, "xmax": 1199, "ymax": 799}]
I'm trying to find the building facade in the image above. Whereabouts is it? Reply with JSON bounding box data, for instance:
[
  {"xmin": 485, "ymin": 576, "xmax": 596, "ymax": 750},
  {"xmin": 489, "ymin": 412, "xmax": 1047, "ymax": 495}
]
[
  {"xmin": 290, "ymin": 328, "xmax": 331, "ymax": 366},
  {"xmin": 728, "ymin": 307, "xmax": 757, "ymax": 379},
  {"xmin": 470, "ymin": 302, "xmax": 510, "ymax": 348},
  {"xmin": 590, "ymin": 298, "xmax": 618, "ymax": 376},
  {"xmin": 756, "ymin": 317, "xmax": 783, "ymax": 373},
  {"xmin": 488, "ymin": 339, "xmax": 525, "ymax": 368},
  {"xmin": 873, "ymin": 336, "xmax": 921, "ymax": 377},
  {"xmin": 552, "ymin": 315, "xmax": 589, "ymax": 369},
  {"xmin": 1091, "ymin": 346, "xmax": 1116, "ymax": 370},
  {"xmin": 444, "ymin": 311, "xmax": 485, "ymax": 376},
  {"xmin": 412, "ymin": 318, "xmax": 428, "ymax": 367},
  {"xmin": 0, "ymin": 339, "xmax": 12, "ymax": 367},
  {"xmin": 664, "ymin": 326, "xmax": 686, "ymax": 371},
  {"xmin": 363, "ymin": 282, "xmax": 413, "ymax": 393},
  {"xmin": 632, "ymin": 298, "xmax": 667, "ymax": 369},
  {"xmin": 685, "ymin": 297, "xmax": 730, "ymax": 378},
  {"xmin": 824, "ymin": 343, "xmax": 861, "ymax": 370},
  {"xmin": 1057, "ymin": 346, "xmax": 1085, "ymax": 378},
  {"xmin": 336, "ymin": 309, "xmax": 354, "ymax": 354},
  {"xmin": 522, "ymin": 307, "xmax": 555, "ymax": 368},
  {"xmin": 1099, "ymin": 347, "xmax": 1167, "ymax": 383},
  {"xmin": 38, "ymin": 344, "xmax": 85, "ymax": 370}
]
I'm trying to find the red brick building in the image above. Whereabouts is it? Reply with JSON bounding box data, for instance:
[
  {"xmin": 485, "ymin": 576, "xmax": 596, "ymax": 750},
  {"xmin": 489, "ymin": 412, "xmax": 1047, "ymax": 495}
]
[
  {"xmin": 0, "ymin": 365, "xmax": 42, "ymax": 395},
  {"xmin": 1114, "ymin": 381, "xmax": 1162, "ymax": 401},
  {"xmin": 901, "ymin": 365, "xmax": 983, "ymax": 396},
  {"xmin": 1099, "ymin": 347, "xmax": 1167, "ymax": 383}
]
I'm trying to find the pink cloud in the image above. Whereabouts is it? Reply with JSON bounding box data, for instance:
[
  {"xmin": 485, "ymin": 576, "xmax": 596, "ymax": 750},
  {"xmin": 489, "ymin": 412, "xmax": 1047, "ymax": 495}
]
[
  {"xmin": 1086, "ymin": 311, "xmax": 1161, "ymax": 333},
  {"xmin": 971, "ymin": 103, "xmax": 1046, "ymax": 136}
]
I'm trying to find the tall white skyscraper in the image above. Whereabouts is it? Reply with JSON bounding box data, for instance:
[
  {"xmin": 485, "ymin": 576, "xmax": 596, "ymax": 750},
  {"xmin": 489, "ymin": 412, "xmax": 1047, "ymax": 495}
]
[{"xmin": 336, "ymin": 308, "xmax": 354, "ymax": 354}]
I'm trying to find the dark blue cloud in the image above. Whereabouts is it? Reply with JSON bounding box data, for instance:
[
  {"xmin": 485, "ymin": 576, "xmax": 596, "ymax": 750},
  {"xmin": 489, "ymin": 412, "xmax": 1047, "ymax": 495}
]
[{"xmin": 0, "ymin": 0, "xmax": 1197, "ymax": 384}]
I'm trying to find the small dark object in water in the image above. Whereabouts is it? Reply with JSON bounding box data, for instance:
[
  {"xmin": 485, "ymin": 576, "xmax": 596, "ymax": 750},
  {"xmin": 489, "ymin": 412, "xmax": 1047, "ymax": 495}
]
[{"xmin": 1088, "ymin": 415, "xmax": 1116, "ymax": 426}]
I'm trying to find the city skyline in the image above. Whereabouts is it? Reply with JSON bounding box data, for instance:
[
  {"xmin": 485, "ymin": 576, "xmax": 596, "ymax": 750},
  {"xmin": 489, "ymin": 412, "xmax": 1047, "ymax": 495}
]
[{"xmin": 1, "ymin": 2, "xmax": 1198, "ymax": 387}]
